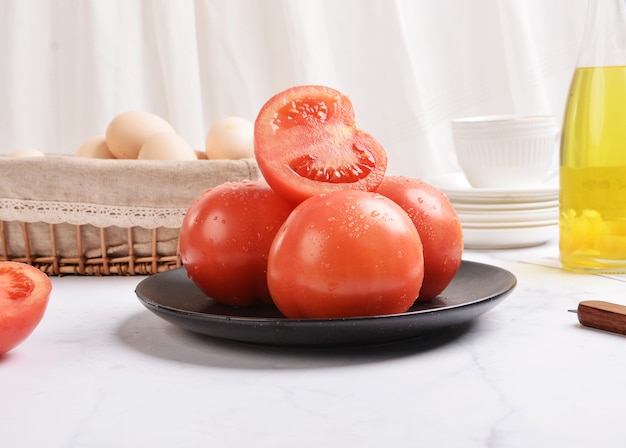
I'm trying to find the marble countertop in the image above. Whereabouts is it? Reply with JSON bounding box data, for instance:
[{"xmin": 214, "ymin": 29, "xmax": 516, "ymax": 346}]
[{"xmin": 2, "ymin": 229, "xmax": 626, "ymax": 448}]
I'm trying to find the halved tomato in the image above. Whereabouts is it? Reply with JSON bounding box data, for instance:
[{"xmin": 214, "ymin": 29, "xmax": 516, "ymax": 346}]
[
  {"xmin": 254, "ymin": 85, "xmax": 388, "ymax": 203},
  {"xmin": 0, "ymin": 262, "xmax": 52, "ymax": 355}
]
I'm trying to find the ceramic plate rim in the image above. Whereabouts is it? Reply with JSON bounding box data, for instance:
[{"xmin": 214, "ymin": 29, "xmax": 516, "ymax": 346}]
[
  {"xmin": 458, "ymin": 208, "xmax": 558, "ymax": 224},
  {"xmin": 427, "ymin": 172, "xmax": 558, "ymax": 203},
  {"xmin": 427, "ymin": 171, "xmax": 558, "ymax": 192},
  {"xmin": 135, "ymin": 261, "xmax": 517, "ymax": 347},
  {"xmin": 452, "ymin": 200, "xmax": 559, "ymax": 212},
  {"xmin": 460, "ymin": 219, "xmax": 558, "ymax": 229},
  {"xmin": 442, "ymin": 188, "xmax": 558, "ymax": 204}
]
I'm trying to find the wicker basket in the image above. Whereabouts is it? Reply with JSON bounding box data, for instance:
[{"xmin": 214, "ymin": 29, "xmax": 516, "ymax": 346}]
[{"xmin": 0, "ymin": 155, "xmax": 261, "ymax": 275}]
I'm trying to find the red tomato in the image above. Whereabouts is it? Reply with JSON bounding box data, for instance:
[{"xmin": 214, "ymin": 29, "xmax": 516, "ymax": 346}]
[
  {"xmin": 267, "ymin": 190, "xmax": 424, "ymax": 318},
  {"xmin": 376, "ymin": 176, "xmax": 463, "ymax": 300},
  {"xmin": 0, "ymin": 262, "xmax": 52, "ymax": 355},
  {"xmin": 254, "ymin": 85, "xmax": 388, "ymax": 203},
  {"xmin": 180, "ymin": 180, "xmax": 296, "ymax": 307}
]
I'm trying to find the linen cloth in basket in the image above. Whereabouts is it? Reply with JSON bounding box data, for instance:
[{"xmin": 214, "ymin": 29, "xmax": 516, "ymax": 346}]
[{"xmin": 0, "ymin": 155, "xmax": 261, "ymax": 274}]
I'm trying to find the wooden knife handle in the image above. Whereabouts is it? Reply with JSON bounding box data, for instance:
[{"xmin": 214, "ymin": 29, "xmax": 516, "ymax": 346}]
[{"xmin": 577, "ymin": 300, "xmax": 626, "ymax": 336}]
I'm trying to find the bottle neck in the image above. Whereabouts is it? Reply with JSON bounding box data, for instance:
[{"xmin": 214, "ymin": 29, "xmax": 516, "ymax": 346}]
[{"xmin": 577, "ymin": 0, "xmax": 626, "ymax": 67}]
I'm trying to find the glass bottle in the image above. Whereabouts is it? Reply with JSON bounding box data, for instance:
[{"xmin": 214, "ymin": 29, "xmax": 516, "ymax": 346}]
[{"xmin": 560, "ymin": 0, "xmax": 626, "ymax": 273}]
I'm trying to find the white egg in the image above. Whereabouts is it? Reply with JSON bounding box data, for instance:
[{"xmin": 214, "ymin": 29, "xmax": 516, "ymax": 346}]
[
  {"xmin": 106, "ymin": 111, "xmax": 175, "ymax": 159},
  {"xmin": 76, "ymin": 135, "xmax": 116, "ymax": 159},
  {"xmin": 205, "ymin": 116, "xmax": 255, "ymax": 160},
  {"xmin": 10, "ymin": 148, "xmax": 45, "ymax": 158},
  {"xmin": 138, "ymin": 132, "xmax": 197, "ymax": 160}
]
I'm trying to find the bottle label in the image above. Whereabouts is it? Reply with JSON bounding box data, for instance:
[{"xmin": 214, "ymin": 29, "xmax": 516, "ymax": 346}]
[{"xmin": 560, "ymin": 166, "xmax": 626, "ymax": 218}]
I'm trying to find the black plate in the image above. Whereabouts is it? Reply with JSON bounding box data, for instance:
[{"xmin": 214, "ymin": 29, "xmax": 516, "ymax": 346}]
[{"xmin": 135, "ymin": 261, "xmax": 516, "ymax": 347}]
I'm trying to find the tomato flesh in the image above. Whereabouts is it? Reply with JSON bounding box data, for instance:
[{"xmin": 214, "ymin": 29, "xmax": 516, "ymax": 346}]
[
  {"xmin": 180, "ymin": 181, "xmax": 296, "ymax": 307},
  {"xmin": 267, "ymin": 190, "xmax": 424, "ymax": 319},
  {"xmin": 287, "ymin": 140, "xmax": 377, "ymax": 184},
  {"xmin": 0, "ymin": 262, "xmax": 52, "ymax": 355},
  {"xmin": 254, "ymin": 85, "xmax": 388, "ymax": 203},
  {"xmin": 376, "ymin": 176, "xmax": 464, "ymax": 300}
]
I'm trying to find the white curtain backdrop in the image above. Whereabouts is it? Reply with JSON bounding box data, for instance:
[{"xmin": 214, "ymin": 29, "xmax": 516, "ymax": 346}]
[{"xmin": 0, "ymin": 0, "xmax": 588, "ymax": 179}]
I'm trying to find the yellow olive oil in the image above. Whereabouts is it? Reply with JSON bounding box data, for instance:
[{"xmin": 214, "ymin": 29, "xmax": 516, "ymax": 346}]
[{"xmin": 560, "ymin": 66, "xmax": 626, "ymax": 272}]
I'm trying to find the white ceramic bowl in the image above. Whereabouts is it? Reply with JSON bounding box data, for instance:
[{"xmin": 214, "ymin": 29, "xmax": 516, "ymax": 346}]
[{"xmin": 451, "ymin": 114, "xmax": 559, "ymax": 189}]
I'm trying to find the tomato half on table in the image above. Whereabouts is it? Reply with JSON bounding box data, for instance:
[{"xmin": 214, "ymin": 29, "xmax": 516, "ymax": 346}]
[
  {"xmin": 179, "ymin": 180, "xmax": 296, "ymax": 307},
  {"xmin": 254, "ymin": 85, "xmax": 388, "ymax": 203},
  {"xmin": 267, "ymin": 190, "xmax": 424, "ymax": 319},
  {"xmin": 0, "ymin": 261, "xmax": 52, "ymax": 355},
  {"xmin": 376, "ymin": 176, "xmax": 463, "ymax": 300}
]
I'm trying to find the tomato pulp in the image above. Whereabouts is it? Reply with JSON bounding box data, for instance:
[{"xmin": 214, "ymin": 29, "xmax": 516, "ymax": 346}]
[
  {"xmin": 376, "ymin": 176, "xmax": 463, "ymax": 299},
  {"xmin": 267, "ymin": 190, "xmax": 424, "ymax": 318},
  {"xmin": 254, "ymin": 85, "xmax": 388, "ymax": 203},
  {"xmin": 180, "ymin": 181, "xmax": 296, "ymax": 307},
  {"xmin": 0, "ymin": 262, "xmax": 52, "ymax": 355}
]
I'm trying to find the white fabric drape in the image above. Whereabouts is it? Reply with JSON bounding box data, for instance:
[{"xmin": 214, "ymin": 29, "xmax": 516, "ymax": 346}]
[{"xmin": 0, "ymin": 0, "xmax": 588, "ymax": 178}]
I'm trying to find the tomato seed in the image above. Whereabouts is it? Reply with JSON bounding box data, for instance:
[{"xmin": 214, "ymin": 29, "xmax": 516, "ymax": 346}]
[{"xmin": 0, "ymin": 266, "xmax": 36, "ymax": 301}]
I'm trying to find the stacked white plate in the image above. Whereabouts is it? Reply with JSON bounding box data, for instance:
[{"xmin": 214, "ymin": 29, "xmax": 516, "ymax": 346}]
[{"xmin": 427, "ymin": 172, "xmax": 559, "ymax": 249}]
